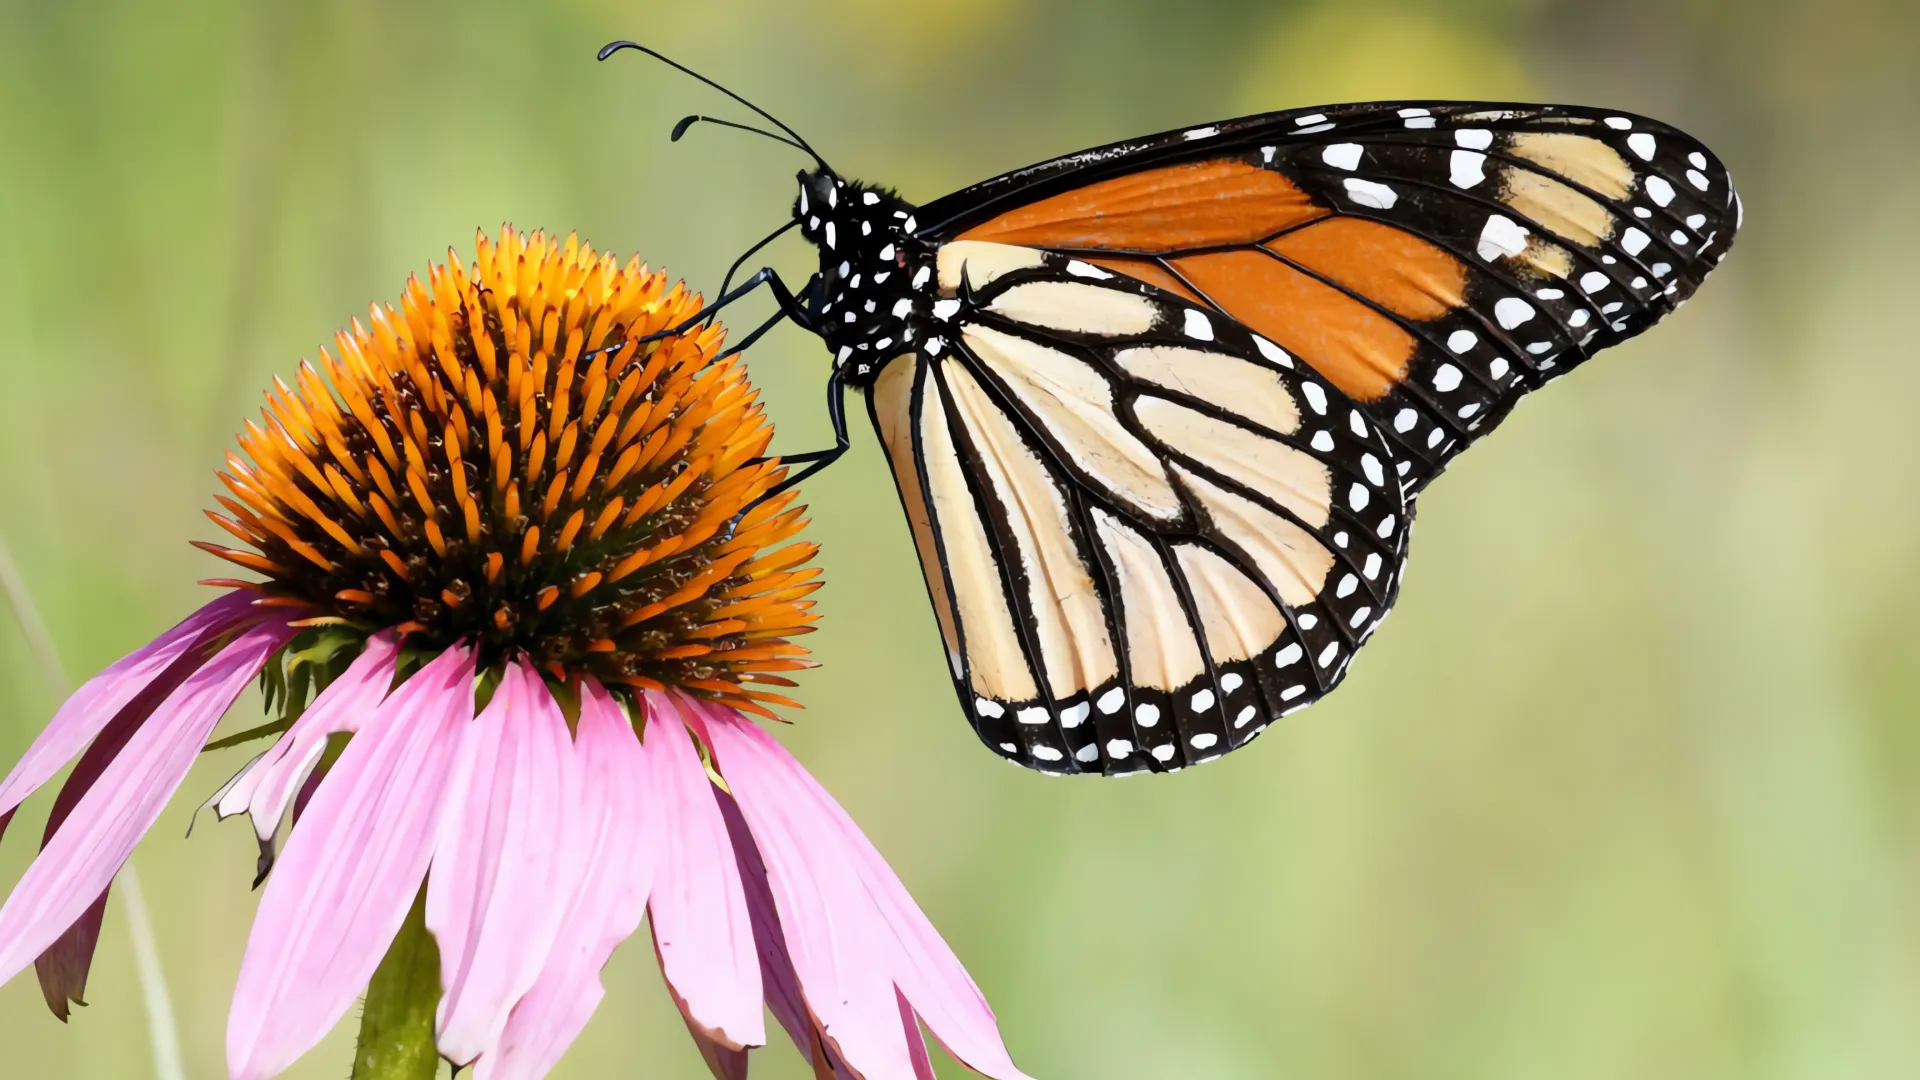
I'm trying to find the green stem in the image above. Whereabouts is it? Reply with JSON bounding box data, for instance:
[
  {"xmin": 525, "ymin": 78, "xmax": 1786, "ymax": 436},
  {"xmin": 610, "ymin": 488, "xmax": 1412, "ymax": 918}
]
[{"xmin": 352, "ymin": 889, "xmax": 444, "ymax": 1080}]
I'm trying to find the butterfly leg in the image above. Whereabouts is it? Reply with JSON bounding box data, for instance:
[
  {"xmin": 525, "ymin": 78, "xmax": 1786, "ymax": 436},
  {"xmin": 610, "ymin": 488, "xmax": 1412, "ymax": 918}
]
[
  {"xmin": 738, "ymin": 367, "xmax": 850, "ymax": 517},
  {"xmin": 635, "ymin": 266, "xmax": 818, "ymax": 348},
  {"xmin": 704, "ymin": 219, "xmax": 803, "ymax": 327}
]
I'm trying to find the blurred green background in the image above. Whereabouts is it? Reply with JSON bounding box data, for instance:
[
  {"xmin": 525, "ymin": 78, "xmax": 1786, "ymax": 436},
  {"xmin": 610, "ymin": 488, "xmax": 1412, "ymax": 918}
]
[{"xmin": 3, "ymin": 0, "xmax": 1917, "ymax": 1077}]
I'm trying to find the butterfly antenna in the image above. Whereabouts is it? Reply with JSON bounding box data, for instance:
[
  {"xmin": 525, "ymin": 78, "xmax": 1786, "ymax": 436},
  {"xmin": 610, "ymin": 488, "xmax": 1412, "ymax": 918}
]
[
  {"xmin": 598, "ymin": 40, "xmax": 832, "ymax": 173},
  {"xmin": 672, "ymin": 114, "xmax": 810, "ymax": 156}
]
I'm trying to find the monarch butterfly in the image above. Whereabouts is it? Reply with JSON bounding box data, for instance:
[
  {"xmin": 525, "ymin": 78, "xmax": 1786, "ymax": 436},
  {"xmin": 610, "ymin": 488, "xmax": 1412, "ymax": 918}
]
[{"xmin": 602, "ymin": 42, "xmax": 1741, "ymax": 777}]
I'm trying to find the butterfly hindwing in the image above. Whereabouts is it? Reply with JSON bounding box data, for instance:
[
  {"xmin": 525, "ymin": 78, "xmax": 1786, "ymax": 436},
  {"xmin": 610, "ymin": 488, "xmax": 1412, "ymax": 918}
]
[
  {"xmin": 921, "ymin": 102, "xmax": 1740, "ymax": 494},
  {"xmin": 870, "ymin": 250, "xmax": 1410, "ymax": 775}
]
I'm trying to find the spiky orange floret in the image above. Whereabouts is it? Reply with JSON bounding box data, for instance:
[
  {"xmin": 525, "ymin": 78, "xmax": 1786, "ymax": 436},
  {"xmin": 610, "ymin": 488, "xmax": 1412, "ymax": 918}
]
[{"xmin": 200, "ymin": 227, "xmax": 819, "ymax": 714}]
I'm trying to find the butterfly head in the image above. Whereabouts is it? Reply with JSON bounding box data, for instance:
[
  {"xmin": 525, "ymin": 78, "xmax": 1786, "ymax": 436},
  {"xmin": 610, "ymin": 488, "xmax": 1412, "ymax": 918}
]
[{"xmin": 793, "ymin": 169, "xmax": 934, "ymax": 386}]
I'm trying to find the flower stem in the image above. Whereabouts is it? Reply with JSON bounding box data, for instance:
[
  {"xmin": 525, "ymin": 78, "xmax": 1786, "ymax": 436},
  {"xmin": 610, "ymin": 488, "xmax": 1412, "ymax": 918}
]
[{"xmin": 352, "ymin": 889, "xmax": 444, "ymax": 1080}]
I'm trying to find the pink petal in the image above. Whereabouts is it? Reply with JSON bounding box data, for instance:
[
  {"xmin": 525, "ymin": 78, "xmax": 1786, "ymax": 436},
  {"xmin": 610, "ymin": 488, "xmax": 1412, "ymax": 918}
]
[
  {"xmin": 699, "ymin": 703, "xmax": 1030, "ymax": 1080},
  {"xmin": 0, "ymin": 616, "xmax": 290, "ymax": 986},
  {"xmin": 639, "ymin": 691, "xmax": 764, "ymax": 1051},
  {"xmin": 429, "ymin": 661, "xmax": 577, "ymax": 1066},
  {"xmin": 32, "ymin": 641, "xmax": 206, "ymax": 1019},
  {"xmin": 225, "ymin": 644, "xmax": 474, "ymax": 1080},
  {"xmin": 475, "ymin": 680, "xmax": 654, "ymax": 1080},
  {"xmin": 685, "ymin": 1023, "xmax": 752, "ymax": 1080},
  {"xmin": 716, "ymin": 789, "xmax": 813, "ymax": 1059},
  {"xmin": 216, "ymin": 631, "xmax": 400, "ymax": 840},
  {"xmin": 0, "ymin": 591, "xmax": 254, "ymax": 833},
  {"xmin": 33, "ymin": 890, "xmax": 106, "ymax": 1022},
  {"xmin": 900, "ymin": 991, "xmax": 936, "ymax": 1080},
  {"xmin": 700, "ymin": 707, "xmax": 920, "ymax": 1080}
]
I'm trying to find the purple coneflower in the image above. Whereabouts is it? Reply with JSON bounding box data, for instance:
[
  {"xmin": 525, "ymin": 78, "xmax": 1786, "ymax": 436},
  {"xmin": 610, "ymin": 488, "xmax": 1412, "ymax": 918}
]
[{"xmin": 0, "ymin": 228, "xmax": 1031, "ymax": 1080}]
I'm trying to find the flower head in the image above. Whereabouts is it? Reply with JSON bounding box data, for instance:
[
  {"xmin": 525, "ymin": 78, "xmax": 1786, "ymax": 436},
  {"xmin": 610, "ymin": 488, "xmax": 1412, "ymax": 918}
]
[
  {"xmin": 202, "ymin": 226, "xmax": 816, "ymax": 716},
  {"xmin": 0, "ymin": 229, "xmax": 1028, "ymax": 1080}
]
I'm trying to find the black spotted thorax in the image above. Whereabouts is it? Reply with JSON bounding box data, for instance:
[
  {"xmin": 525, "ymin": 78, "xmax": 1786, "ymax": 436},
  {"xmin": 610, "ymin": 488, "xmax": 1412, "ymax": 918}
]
[{"xmin": 793, "ymin": 170, "xmax": 941, "ymax": 386}]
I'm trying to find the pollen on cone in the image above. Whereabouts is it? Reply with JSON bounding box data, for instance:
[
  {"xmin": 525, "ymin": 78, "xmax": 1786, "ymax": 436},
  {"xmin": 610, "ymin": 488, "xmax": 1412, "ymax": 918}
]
[{"xmin": 202, "ymin": 227, "xmax": 819, "ymax": 714}]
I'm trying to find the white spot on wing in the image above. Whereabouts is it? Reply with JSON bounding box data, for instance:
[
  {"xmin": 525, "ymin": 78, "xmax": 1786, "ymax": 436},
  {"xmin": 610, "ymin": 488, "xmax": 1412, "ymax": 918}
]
[
  {"xmin": 1494, "ymin": 297, "xmax": 1536, "ymax": 329},
  {"xmin": 1183, "ymin": 126, "xmax": 1219, "ymax": 141},
  {"xmin": 1344, "ymin": 178, "xmax": 1398, "ymax": 209},
  {"xmin": 1254, "ymin": 337, "xmax": 1293, "ymax": 368},
  {"xmin": 1447, "ymin": 329, "xmax": 1478, "ymax": 353},
  {"xmin": 1645, "ymin": 175, "xmax": 1675, "ymax": 206},
  {"xmin": 1455, "ymin": 128, "xmax": 1494, "ymax": 150},
  {"xmin": 1621, "ymin": 227, "xmax": 1650, "ymax": 256},
  {"xmin": 1183, "ymin": 309, "xmax": 1214, "ymax": 341},
  {"xmin": 1322, "ymin": 143, "xmax": 1364, "ymax": 170},
  {"xmin": 1627, "ymin": 133, "xmax": 1656, "ymax": 161},
  {"xmin": 1478, "ymin": 214, "xmax": 1529, "ymax": 261},
  {"xmin": 1450, "ymin": 150, "xmax": 1486, "ymax": 188}
]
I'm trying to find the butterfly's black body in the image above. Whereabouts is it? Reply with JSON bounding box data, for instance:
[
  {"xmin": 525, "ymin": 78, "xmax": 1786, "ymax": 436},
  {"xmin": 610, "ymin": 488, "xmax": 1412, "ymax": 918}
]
[
  {"xmin": 611, "ymin": 41, "xmax": 1741, "ymax": 776},
  {"xmin": 791, "ymin": 171, "xmax": 933, "ymax": 388}
]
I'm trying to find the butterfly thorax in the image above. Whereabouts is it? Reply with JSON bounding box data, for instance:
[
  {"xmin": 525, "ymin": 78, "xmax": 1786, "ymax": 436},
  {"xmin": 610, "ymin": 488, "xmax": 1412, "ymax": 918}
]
[{"xmin": 793, "ymin": 169, "xmax": 936, "ymax": 387}]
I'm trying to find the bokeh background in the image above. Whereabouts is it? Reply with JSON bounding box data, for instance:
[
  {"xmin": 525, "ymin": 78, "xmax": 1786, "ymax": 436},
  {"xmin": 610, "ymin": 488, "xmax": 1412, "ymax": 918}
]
[{"xmin": 3, "ymin": 0, "xmax": 1917, "ymax": 1077}]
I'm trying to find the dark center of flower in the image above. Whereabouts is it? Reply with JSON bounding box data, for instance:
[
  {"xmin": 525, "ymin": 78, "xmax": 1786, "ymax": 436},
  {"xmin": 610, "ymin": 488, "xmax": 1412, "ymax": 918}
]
[{"xmin": 199, "ymin": 228, "xmax": 818, "ymax": 715}]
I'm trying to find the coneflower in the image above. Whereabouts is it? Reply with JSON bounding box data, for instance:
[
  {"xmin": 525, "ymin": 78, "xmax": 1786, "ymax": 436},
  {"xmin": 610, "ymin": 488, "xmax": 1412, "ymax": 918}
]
[{"xmin": 0, "ymin": 228, "xmax": 1030, "ymax": 1080}]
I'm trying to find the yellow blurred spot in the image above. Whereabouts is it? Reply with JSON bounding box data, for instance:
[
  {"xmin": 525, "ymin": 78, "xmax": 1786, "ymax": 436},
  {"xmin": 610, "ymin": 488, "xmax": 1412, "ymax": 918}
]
[{"xmin": 1240, "ymin": 5, "xmax": 1534, "ymax": 110}]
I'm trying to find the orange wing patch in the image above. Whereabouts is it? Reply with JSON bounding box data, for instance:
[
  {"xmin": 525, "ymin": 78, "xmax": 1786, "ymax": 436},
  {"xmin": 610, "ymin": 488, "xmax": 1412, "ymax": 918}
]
[
  {"xmin": 1265, "ymin": 218, "xmax": 1467, "ymax": 322},
  {"xmin": 957, "ymin": 159, "xmax": 1474, "ymax": 403},
  {"xmin": 957, "ymin": 160, "xmax": 1326, "ymax": 250},
  {"xmin": 1171, "ymin": 250, "xmax": 1414, "ymax": 402}
]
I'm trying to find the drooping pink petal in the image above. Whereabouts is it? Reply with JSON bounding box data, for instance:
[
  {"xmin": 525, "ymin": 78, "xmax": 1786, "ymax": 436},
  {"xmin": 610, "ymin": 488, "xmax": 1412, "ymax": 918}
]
[
  {"xmin": 429, "ymin": 661, "xmax": 577, "ymax": 1067},
  {"xmin": 31, "ymin": 637, "xmax": 212, "ymax": 1019},
  {"xmin": 215, "ymin": 631, "xmax": 399, "ymax": 840},
  {"xmin": 474, "ymin": 679, "xmax": 653, "ymax": 1080},
  {"xmin": 685, "ymin": 1022, "xmax": 752, "ymax": 1080},
  {"xmin": 699, "ymin": 706, "xmax": 920, "ymax": 1080},
  {"xmin": 900, "ymin": 991, "xmax": 937, "ymax": 1080},
  {"xmin": 639, "ymin": 691, "xmax": 764, "ymax": 1052},
  {"xmin": 699, "ymin": 702, "xmax": 1031, "ymax": 1080},
  {"xmin": 716, "ymin": 788, "xmax": 813, "ymax": 1059},
  {"xmin": 0, "ymin": 591, "xmax": 255, "ymax": 835},
  {"xmin": 33, "ymin": 890, "xmax": 106, "ymax": 1022},
  {"xmin": 225, "ymin": 644, "xmax": 473, "ymax": 1080},
  {"xmin": 0, "ymin": 615, "xmax": 291, "ymax": 987}
]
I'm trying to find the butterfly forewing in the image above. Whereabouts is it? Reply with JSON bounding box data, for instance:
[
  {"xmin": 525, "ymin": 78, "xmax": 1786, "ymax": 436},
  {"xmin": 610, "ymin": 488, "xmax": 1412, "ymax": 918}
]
[
  {"xmin": 921, "ymin": 102, "xmax": 1740, "ymax": 495},
  {"xmin": 870, "ymin": 251, "xmax": 1409, "ymax": 774}
]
